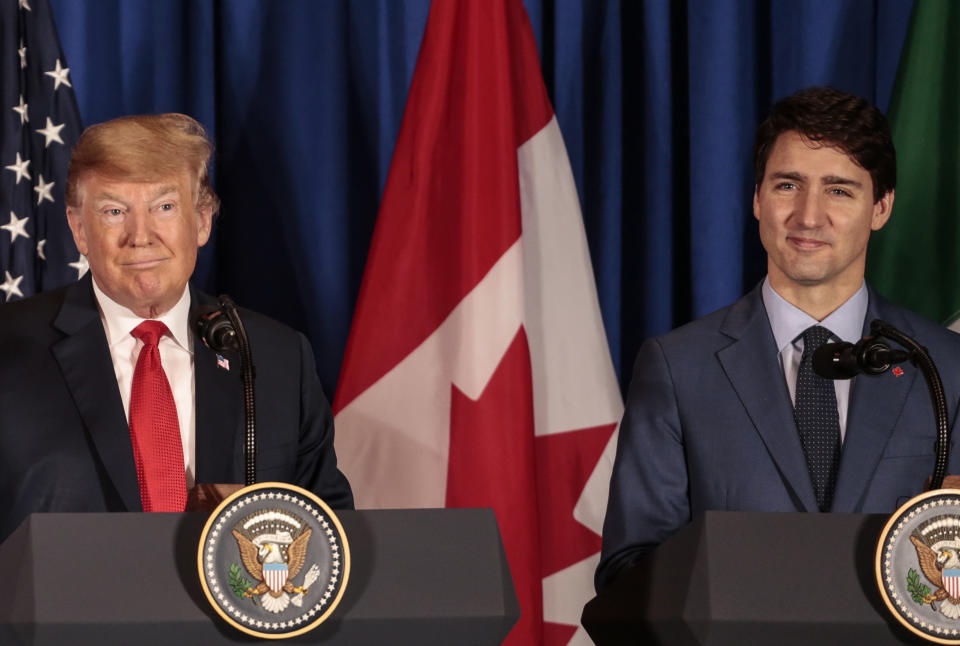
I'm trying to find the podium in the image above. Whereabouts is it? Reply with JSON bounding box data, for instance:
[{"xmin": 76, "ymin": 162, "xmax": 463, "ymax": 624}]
[
  {"xmin": 0, "ymin": 508, "xmax": 518, "ymax": 645},
  {"xmin": 582, "ymin": 511, "xmax": 930, "ymax": 645}
]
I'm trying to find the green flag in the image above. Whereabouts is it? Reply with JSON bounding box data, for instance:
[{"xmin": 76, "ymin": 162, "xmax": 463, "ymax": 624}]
[{"xmin": 866, "ymin": 0, "xmax": 960, "ymax": 327}]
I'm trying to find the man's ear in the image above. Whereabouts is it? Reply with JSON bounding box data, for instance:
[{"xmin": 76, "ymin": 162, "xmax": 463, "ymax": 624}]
[
  {"xmin": 753, "ymin": 185, "xmax": 761, "ymax": 222},
  {"xmin": 871, "ymin": 189, "xmax": 895, "ymax": 231},
  {"xmin": 65, "ymin": 206, "xmax": 88, "ymax": 256},
  {"xmin": 196, "ymin": 204, "xmax": 214, "ymax": 247}
]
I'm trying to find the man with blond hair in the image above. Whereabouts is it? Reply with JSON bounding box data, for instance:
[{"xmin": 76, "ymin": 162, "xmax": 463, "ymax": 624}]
[{"xmin": 0, "ymin": 114, "xmax": 352, "ymax": 542}]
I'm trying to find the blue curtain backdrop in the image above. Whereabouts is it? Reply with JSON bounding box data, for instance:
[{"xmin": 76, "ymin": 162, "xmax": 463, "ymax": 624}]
[{"xmin": 47, "ymin": 0, "xmax": 915, "ymax": 396}]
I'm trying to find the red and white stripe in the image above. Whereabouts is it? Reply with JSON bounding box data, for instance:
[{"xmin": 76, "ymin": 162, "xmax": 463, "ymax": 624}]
[
  {"xmin": 945, "ymin": 572, "xmax": 960, "ymax": 599},
  {"xmin": 264, "ymin": 565, "xmax": 288, "ymax": 594}
]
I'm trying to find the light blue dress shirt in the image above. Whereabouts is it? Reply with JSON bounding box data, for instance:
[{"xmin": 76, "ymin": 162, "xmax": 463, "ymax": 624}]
[{"xmin": 761, "ymin": 277, "xmax": 868, "ymax": 442}]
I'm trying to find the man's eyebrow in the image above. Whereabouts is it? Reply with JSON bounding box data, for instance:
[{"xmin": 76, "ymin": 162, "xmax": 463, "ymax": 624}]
[
  {"xmin": 768, "ymin": 171, "xmax": 806, "ymax": 182},
  {"xmin": 92, "ymin": 191, "xmax": 129, "ymax": 206},
  {"xmin": 148, "ymin": 184, "xmax": 180, "ymax": 200},
  {"xmin": 767, "ymin": 171, "xmax": 864, "ymax": 189},
  {"xmin": 821, "ymin": 175, "xmax": 863, "ymax": 188},
  {"xmin": 93, "ymin": 185, "xmax": 180, "ymax": 204}
]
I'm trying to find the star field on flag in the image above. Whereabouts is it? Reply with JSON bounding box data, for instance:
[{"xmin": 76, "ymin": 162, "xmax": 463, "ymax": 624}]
[{"xmin": 1, "ymin": 0, "xmax": 84, "ymax": 302}]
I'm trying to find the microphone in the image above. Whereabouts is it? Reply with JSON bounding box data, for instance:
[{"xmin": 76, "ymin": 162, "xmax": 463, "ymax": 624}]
[
  {"xmin": 196, "ymin": 308, "xmax": 239, "ymax": 353},
  {"xmin": 194, "ymin": 295, "xmax": 258, "ymax": 488},
  {"xmin": 813, "ymin": 337, "xmax": 911, "ymax": 380}
]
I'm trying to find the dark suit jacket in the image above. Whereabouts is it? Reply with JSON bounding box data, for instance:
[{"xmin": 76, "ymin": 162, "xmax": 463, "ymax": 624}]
[
  {"xmin": 596, "ymin": 283, "xmax": 960, "ymax": 589},
  {"xmin": 0, "ymin": 275, "xmax": 353, "ymax": 543}
]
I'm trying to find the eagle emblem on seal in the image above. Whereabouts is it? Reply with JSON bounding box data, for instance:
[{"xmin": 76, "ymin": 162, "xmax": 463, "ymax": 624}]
[
  {"xmin": 230, "ymin": 508, "xmax": 321, "ymax": 613},
  {"xmin": 908, "ymin": 514, "xmax": 960, "ymax": 619},
  {"xmin": 198, "ymin": 483, "xmax": 350, "ymax": 638}
]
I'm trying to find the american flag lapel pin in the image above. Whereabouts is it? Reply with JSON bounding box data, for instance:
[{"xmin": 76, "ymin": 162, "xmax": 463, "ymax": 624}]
[{"xmin": 216, "ymin": 354, "xmax": 230, "ymax": 371}]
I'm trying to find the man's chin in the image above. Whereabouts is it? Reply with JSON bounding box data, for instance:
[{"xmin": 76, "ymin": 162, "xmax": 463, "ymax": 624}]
[
  {"xmin": 122, "ymin": 282, "xmax": 182, "ymax": 318},
  {"xmin": 775, "ymin": 257, "xmax": 834, "ymax": 286},
  {"xmin": 769, "ymin": 266, "xmax": 834, "ymax": 290},
  {"xmin": 787, "ymin": 273, "xmax": 831, "ymax": 286}
]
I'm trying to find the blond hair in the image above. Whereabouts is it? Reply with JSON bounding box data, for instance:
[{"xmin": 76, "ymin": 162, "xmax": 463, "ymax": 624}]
[{"xmin": 65, "ymin": 113, "xmax": 220, "ymax": 214}]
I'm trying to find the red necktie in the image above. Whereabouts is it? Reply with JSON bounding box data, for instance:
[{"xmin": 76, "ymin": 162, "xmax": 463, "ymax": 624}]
[{"xmin": 129, "ymin": 320, "xmax": 187, "ymax": 512}]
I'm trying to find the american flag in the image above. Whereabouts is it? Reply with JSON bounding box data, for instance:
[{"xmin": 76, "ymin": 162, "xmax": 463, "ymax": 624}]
[{"xmin": 0, "ymin": 0, "xmax": 84, "ymax": 303}]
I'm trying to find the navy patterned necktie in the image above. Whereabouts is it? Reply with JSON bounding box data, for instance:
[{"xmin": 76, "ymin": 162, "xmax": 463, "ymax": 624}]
[{"xmin": 794, "ymin": 325, "xmax": 842, "ymax": 512}]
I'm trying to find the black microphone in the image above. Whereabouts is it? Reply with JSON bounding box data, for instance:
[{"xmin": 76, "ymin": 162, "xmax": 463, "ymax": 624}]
[
  {"xmin": 813, "ymin": 337, "xmax": 912, "ymax": 380},
  {"xmin": 195, "ymin": 295, "xmax": 258, "ymax": 487},
  {"xmin": 196, "ymin": 308, "xmax": 239, "ymax": 353}
]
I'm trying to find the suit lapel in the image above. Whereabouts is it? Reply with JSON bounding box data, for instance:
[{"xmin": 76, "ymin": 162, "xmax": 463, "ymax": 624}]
[
  {"xmin": 716, "ymin": 287, "xmax": 819, "ymax": 512},
  {"xmin": 191, "ymin": 289, "xmax": 243, "ymax": 485},
  {"xmin": 51, "ymin": 276, "xmax": 142, "ymax": 512},
  {"xmin": 832, "ymin": 292, "xmax": 917, "ymax": 511}
]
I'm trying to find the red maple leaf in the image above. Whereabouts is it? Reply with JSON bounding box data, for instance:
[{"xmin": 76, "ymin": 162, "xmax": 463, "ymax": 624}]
[
  {"xmin": 536, "ymin": 422, "xmax": 615, "ymax": 579},
  {"xmin": 447, "ymin": 326, "xmax": 616, "ymax": 646},
  {"xmin": 447, "ymin": 327, "xmax": 540, "ymax": 646},
  {"xmin": 543, "ymin": 622, "xmax": 579, "ymax": 646},
  {"xmin": 537, "ymin": 421, "xmax": 616, "ymax": 646}
]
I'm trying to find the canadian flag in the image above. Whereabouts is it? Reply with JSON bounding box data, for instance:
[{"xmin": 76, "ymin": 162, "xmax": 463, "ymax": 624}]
[{"xmin": 333, "ymin": 1, "xmax": 622, "ymax": 644}]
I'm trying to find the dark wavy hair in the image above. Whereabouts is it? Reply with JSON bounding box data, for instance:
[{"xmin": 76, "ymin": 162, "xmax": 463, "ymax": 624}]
[{"xmin": 753, "ymin": 86, "xmax": 895, "ymax": 202}]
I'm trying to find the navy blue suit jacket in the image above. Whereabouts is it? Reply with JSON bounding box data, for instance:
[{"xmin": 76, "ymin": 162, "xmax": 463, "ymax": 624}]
[
  {"xmin": 0, "ymin": 275, "xmax": 353, "ymax": 543},
  {"xmin": 596, "ymin": 283, "xmax": 960, "ymax": 589}
]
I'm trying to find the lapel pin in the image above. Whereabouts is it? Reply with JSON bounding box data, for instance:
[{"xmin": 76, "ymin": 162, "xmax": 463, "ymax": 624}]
[
  {"xmin": 216, "ymin": 354, "xmax": 231, "ymax": 372},
  {"xmin": 892, "ymin": 366, "xmax": 904, "ymax": 377}
]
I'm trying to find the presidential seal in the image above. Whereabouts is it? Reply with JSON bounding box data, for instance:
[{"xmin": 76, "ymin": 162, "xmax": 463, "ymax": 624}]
[
  {"xmin": 197, "ymin": 482, "xmax": 350, "ymax": 639},
  {"xmin": 877, "ymin": 489, "xmax": 960, "ymax": 644}
]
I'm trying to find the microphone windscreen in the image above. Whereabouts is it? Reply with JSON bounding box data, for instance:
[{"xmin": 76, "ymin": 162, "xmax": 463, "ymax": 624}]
[
  {"xmin": 196, "ymin": 309, "xmax": 238, "ymax": 353},
  {"xmin": 813, "ymin": 342, "xmax": 859, "ymax": 380}
]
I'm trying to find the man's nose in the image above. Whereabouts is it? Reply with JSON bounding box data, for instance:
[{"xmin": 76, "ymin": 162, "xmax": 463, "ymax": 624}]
[
  {"xmin": 794, "ymin": 191, "xmax": 826, "ymax": 228},
  {"xmin": 123, "ymin": 208, "xmax": 151, "ymax": 246}
]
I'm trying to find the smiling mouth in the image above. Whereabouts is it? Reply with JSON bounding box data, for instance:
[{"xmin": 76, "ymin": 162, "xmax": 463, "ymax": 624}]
[
  {"xmin": 787, "ymin": 236, "xmax": 828, "ymax": 250},
  {"xmin": 123, "ymin": 258, "xmax": 169, "ymax": 268}
]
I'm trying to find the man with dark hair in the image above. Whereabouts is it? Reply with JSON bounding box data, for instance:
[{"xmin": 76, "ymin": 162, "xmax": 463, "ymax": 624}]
[
  {"xmin": 0, "ymin": 114, "xmax": 353, "ymax": 543},
  {"xmin": 752, "ymin": 86, "xmax": 896, "ymax": 202},
  {"xmin": 596, "ymin": 86, "xmax": 960, "ymax": 589}
]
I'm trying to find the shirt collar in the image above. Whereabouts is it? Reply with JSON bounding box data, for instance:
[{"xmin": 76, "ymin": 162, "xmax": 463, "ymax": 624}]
[
  {"xmin": 762, "ymin": 276, "xmax": 868, "ymax": 351},
  {"xmin": 92, "ymin": 278, "xmax": 194, "ymax": 353}
]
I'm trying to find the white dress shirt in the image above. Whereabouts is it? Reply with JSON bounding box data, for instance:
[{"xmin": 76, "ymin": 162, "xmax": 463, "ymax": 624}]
[
  {"xmin": 761, "ymin": 277, "xmax": 868, "ymax": 442},
  {"xmin": 92, "ymin": 280, "xmax": 196, "ymax": 488}
]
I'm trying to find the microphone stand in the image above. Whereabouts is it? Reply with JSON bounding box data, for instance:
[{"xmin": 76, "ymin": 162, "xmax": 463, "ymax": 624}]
[
  {"xmin": 186, "ymin": 295, "xmax": 257, "ymax": 511},
  {"xmin": 868, "ymin": 320, "xmax": 950, "ymax": 490},
  {"xmin": 218, "ymin": 295, "xmax": 257, "ymax": 486}
]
